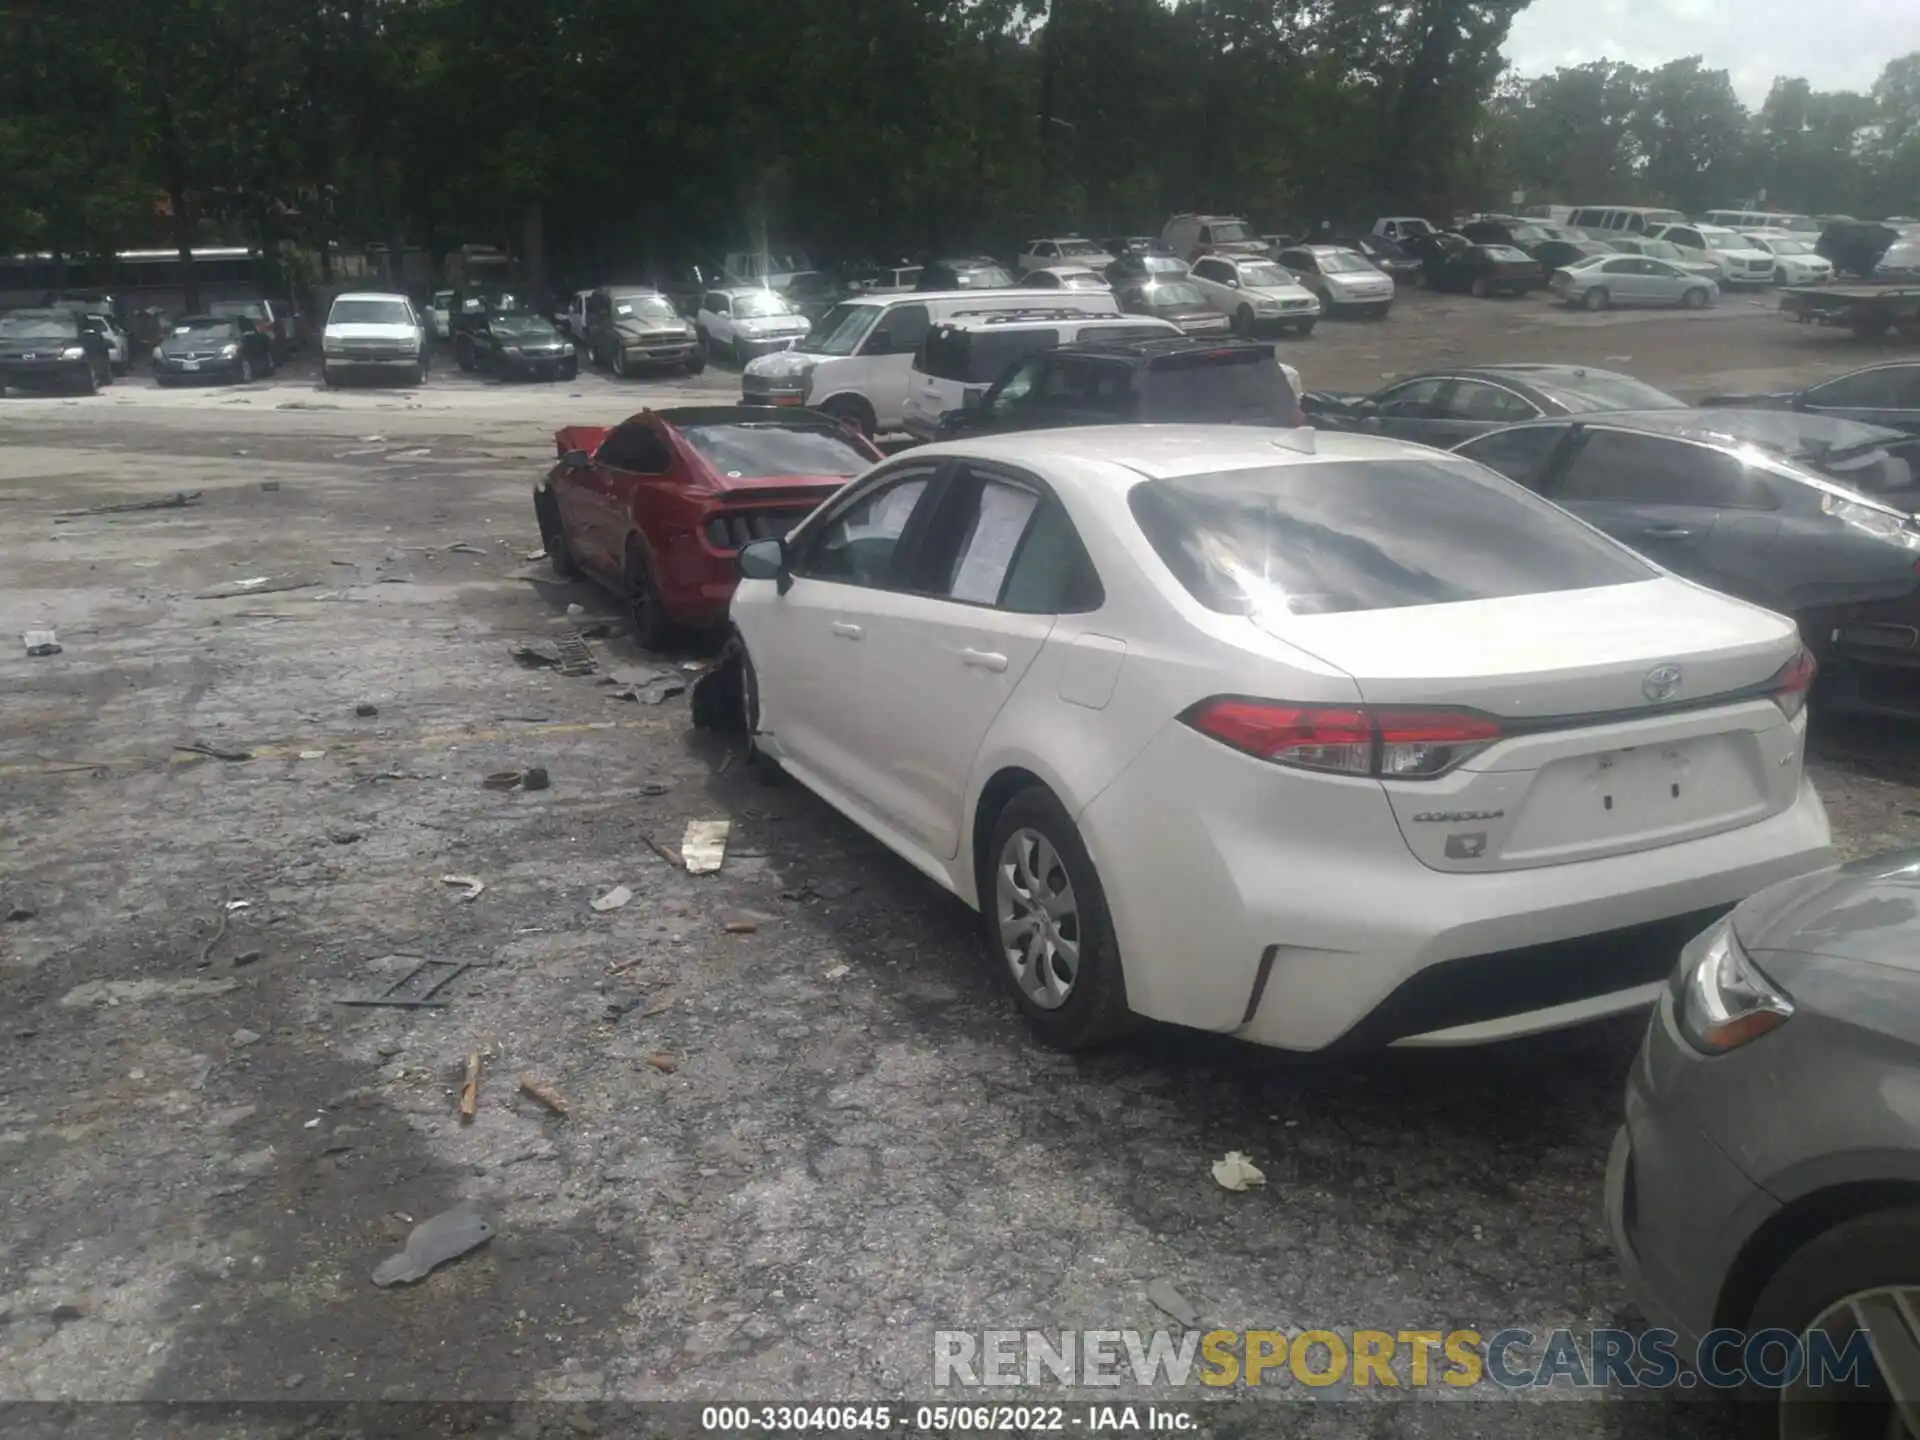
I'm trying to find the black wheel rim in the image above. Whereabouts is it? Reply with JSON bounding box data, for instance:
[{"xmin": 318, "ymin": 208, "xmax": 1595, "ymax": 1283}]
[{"xmin": 627, "ymin": 557, "xmax": 654, "ymax": 639}]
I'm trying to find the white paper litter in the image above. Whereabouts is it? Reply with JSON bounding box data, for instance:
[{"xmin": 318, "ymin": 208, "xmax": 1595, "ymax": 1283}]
[
  {"xmin": 441, "ymin": 874, "xmax": 486, "ymax": 902},
  {"xmin": 590, "ymin": 885, "xmax": 633, "ymax": 913},
  {"xmin": 1211, "ymin": 1151, "xmax": 1266, "ymax": 1192},
  {"xmin": 823, "ymin": 962, "xmax": 850, "ymax": 981},
  {"xmin": 682, "ymin": 820, "xmax": 730, "ymax": 874}
]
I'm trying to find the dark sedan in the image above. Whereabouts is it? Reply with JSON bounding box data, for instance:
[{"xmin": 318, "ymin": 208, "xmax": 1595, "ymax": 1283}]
[
  {"xmin": 915, "ymin": 257, "xmax": 1016, "ymax": 291},
  {"xmin": 1454, "ymin": 408, "xmax": 1920, "ymax": 715},
  {"xmin": 1114, "ymin": 278, "xmax": 1231, "ymax": 335},
  {"xmin": 0, "ymin": 308, "xmax": 114, "ymax": 394},
  {"xmin": 455, "ymin": 304, "xmax": 577, "ymax": 381},
  {"xmin": 151, "ymin": 314, "xmax": 275, "ymax": 386},
  {"xmin": 1460, "ymin": 216, "xmax": 1557, "ymax": 249},
  {"xmin": 1606, "ymin": 851, "xmax": 1920, "ymax": 1434},
  {"xmin": 1529, "ymin": 238, "xmax": 1619, "ymax": 273},
  {"xmin": 1702, "ymin": 360, "xmax": 1920, "ymax": 436},
  {"xmin": 1328, "ymin": 234, "xmax": 1424, "ymax": 283},
  {"xmin": 1423, "ymin": 239, "xmax": 1541, "ymax": 296},
  {"xmin": 1303, "ymin": 363, "xmax": 1685, "ymax": 446}
]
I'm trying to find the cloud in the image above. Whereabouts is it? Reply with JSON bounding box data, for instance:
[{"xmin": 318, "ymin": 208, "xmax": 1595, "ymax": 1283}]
[{"xmin": 1503, "ymin": 0, "xmax": 1920, "ymax": 105}]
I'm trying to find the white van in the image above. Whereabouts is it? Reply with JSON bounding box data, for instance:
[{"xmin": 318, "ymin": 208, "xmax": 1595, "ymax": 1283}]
[
  {"xmin": 1704, "ymin": 210, "xmax": 1817, "ymax": 236},
  {"xmin": 1565, "ymin": 205, "xmax": 1690, "ymax": 236},
  {"xmin": 900, "ymin": 312, "xmax": 1181, "ymax": 441},
  {"xmin": 739, "ymin": 289, "xmax": 1119, "ymax": 436}
]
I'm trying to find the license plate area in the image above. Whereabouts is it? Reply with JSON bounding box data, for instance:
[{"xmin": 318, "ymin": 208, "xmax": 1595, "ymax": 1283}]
[{"xmin": 181, "ymin": 359, "xmax": 200, "ymax": 370}]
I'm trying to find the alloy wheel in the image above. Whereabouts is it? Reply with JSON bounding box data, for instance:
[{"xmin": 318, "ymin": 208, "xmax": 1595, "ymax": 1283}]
[
  {"xmin": 995, "ymin": 828, "xmax": 1081, "ymax": 1010},
  {"xmin": 1779, "ymin": 1285, "xmax": 1920, "ymax": 1438}
]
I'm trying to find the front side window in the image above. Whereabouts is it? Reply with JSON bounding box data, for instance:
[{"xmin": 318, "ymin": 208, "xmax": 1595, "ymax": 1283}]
[
  {"xmin": 803, "ymin": 303, "xmax": 882, "ymax": 356},
  {"xmin": 798, "ymin": 474, "xmax": 933, "ymax": 586},
  {"xmin": 1376, "ymin": 377, "xmax": 1448, "ymax": 417},
  {"xmin": 1440, "ymin": 381, "xmax": 1538, "ymax": 424},
  {"xmin": 1193, "ymin": 259, "xmax": 1233, "ymax": 284},
  {"xmin": 596, "ymin": 423, "xmax": 674, "ymax": 475},
  {"xmin": 921, "ymin": 327, "xmax": 1059, "ymax": 385},
  {"xmin": 1454, "ymin": 424, "xmax": 1568, "ymax": 488},
  {"xmin": 866, "ymin": 303, "xmax": 929, "ymax": 356},
  {"xmin": 987, "ymin": 357, "xmax": 1046, "ymax": 413},
  {"xmin": 1557, "ymin": 430, "xmax": 1775, "ymax": 509},
  {"xmin": 1129, "ymin": 457, "xmax": 1653, "ymax": 616},
  {"xmin": 1807, "ymin": 365, "xmax": 1920, "ymax": 410}
]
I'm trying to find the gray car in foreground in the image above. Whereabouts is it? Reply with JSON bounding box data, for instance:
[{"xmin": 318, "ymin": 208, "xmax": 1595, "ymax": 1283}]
[{"xmin": 1607, "ymin": 851, "xmax": 1920, "ymax": 1435}]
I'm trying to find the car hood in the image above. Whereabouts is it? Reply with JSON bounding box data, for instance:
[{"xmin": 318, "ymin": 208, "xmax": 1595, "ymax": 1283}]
[
  {"xmin": 1244, "ymin": 283, "xmax": 1316, "ymax": 302},
  {"xmin": 733, "ymin": 313, "xmax": 810, "ymax": 330},
  {"xmin": 1699, "ymin": 392, "xmax": 1794, "ymax": 409},
  {"xmin": 617, "ymin": 318, "xmax": 694, "ymax": 337},
  {"xmin": 160, "ymin": 334, "xmax": 233, "ymax": 351},
  {"xmin": 745, "ymin": 350, "xmax": 822, "ymax": 378},
  {"xmin": 0, "ymin": 338, "xmax": 79, "ymax": 354},
  {"xmin": 328, "ymin": 323, "xmax": 417, "ymax": 342},
  {"xmin": 1733, "ymin": 850, "xmax": 1920, "ymax": 973}
]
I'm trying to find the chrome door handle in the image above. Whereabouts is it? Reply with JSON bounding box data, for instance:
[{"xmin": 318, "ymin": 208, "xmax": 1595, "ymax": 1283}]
[
  {"xmin": 959, "ymin": 648, "xmax": 1008, "ymax": 672},
  {"xmin": 831, "ymin": 622, "xmax": 863, "ymax": 640}
]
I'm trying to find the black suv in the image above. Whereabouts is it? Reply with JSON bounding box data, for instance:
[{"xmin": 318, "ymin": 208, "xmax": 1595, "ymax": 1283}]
[
  {"xmin": 451, "ymin": 291, "xmax": 577, "ymax": 380},
  {"xmin": 938, "ymin": 335, "xmax": 1302, "ymax": 437},
  {"xmin": 916, "ymin": 256, "xmax": 1017, "ymax": 291}
]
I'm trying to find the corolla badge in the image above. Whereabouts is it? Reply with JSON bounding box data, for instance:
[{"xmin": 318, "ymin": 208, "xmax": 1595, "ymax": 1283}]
[{"xmin": 1643, "ymin": 664, "xmax": 1684, "ymax": 702}]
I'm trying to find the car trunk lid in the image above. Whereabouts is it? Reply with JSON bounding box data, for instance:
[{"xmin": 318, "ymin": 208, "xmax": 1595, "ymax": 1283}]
[{"xmin": 1256, "ymin": 579, "xmax": 1806, "ymax": 873}]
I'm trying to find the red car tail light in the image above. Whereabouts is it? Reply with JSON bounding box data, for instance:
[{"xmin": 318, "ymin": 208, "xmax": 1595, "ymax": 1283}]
[
  {"xmin": 1768, "ymin": 647, "xmax": 1818, "ymax": 719},
  {"xmin": 1182, "ymin": 698, "xmax": 1505, "ymax": 779}
]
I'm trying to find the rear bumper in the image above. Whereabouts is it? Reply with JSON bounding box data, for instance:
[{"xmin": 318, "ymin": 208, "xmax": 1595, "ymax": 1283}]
[{"xmin": 1080, "ymin": 721, "xmax": 1834, "ymax": 1052}]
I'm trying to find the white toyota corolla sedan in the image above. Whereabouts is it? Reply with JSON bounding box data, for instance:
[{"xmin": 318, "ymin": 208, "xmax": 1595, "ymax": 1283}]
[{"xmin": 720, "ymin": 425, "xmax": 1835, "ymax": 1052}]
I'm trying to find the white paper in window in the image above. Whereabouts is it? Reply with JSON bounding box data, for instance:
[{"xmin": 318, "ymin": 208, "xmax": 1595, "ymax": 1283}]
[{"xmin": 950, "ymin": 485, "xmax": 1039, "ymax": 604}]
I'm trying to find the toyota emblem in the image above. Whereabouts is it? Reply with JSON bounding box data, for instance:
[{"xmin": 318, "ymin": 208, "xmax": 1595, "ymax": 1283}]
[{"xmin": 1643, "ymin": 664, "xmax": 1683, "ymax": 702}]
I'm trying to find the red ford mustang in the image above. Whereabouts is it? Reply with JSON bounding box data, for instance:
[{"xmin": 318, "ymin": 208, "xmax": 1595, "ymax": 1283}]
[{"xmin": 534, "ymin": 405, "xmax": 882, "ymax": 647}]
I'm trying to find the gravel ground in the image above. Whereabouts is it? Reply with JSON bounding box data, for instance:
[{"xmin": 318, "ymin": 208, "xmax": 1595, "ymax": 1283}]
[{"xmin": 2, "ymin": 289, "xmax": 1917, "ymax": 1438}]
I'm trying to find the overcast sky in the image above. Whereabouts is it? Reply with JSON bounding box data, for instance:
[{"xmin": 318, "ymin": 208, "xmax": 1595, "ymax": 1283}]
[{"xmin": 1502, "ymin": 0, "xmax": 1920, "ymax": 106}]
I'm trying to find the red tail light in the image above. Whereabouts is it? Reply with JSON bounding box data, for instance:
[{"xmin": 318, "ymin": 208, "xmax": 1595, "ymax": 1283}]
[
  {"xmin": 1769, "ymin": 647, "xmax": 1817, "ymax": 719},
  {"xmin": 1182, "ymin": 698, "xmax": 1504, "ymax": 779}
]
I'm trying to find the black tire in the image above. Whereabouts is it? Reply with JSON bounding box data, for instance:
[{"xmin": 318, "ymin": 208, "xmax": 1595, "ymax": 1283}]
[
  {"xmin": 534, "ymin": 487, "xmax": 580, "ymax": 578},
  {"xmin": 623, "ymin": 537, "xmax": 673, "ymax": 652},
  {"xmin": 1584, "ymin": 287, "xmax": 1610, "ymax": 312},
  {"xmin": 1738, "ymin": 1206, "xmax": 1920, "ymax": 1438},
  {"xmin": 415, "ymin": 355, "xmax": 430, "ymax": 385},
  {"xmin": 238, "ymin": 356, "xmax": 255, "ymax": 384},
  {"xmin": 1683, "ymin": 287, "xmax": 1710, "ymax": 310},
  {"xmin": 983, "ymin": 787, "xmax": 1136, "ymax": 1049},
  {"xmin": 686, "ymin": 349, "xmax": 706, "ymax": 376},
  {"xmin": 1774, "ymin": 266, "xmax": 1788, "ymax": 286},
  {"xmin": 1471, "ymin": 276, "xmax": 1489, "ymax": 298},
  {"xmin": 455, "ymin": 337, "xmax": 475, "ymax": 373},
  {"xmin": 612, "ymin": 345, "xmax": 628, "ymax": 378},
  {"xmin": 735, "ymin": 635, "xmax": 780, "ymax": 784},
  {"xmin": 560, "ymin": 359, "xmax": 577, "ymax": 382},
  {"xmin": 1291, "ymin": 319, "xmax": 1316, "ymax": 337},
  {"xmin": 820, "ymin": 396, "xmax": 875, "ymax": 439},
  {"xmin": 1233, "ymin": 304, "xmax": 1255, "ymax": 336},
  {"xmin": 77, "ymin": 362, "xmax": 99, "ymax": 396},
  {"xmin": 154, "ymin": 375, "xmax": 175, "ymax": 389}
]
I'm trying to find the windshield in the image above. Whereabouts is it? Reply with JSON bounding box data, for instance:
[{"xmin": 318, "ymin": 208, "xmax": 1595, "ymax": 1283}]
[
  {"xmin": 0, "ymin": 311, "xmax": 79, "ymax": 338},
  {"xmin": 1138, "ymin": 351, "xmax": 1297, "ymax": 424},
  {"xmin": 802, "ymin": 303, "xmax": 881, "ymax": 356},
  {"xmin": 1059, "ymin": 240, "xmax": 1105, "ymax": 258},
  {"xmin": 1316, "ymin": 251, "xmax": 1374, "ymax": 275},
  {"xmin": 1138, "ymin": 255, "xmax": 1188, "ymax": 276},
  {"xmin": 950, "ymin": 264, "xmax": 1014, "ymax": 288},
  {"xmin": 1482, "ymin": 246, "xmax": 1532, "ymax": 262},
  {"xmin": 735, "ymin": 291, "xmax": 795, "ymax": 319},
  {"xmin": 1207, "ymin": 221, "xmax": 1255, "ymax": 243},
  {"xmin": 1236, "ymin": 262, "xmax": 1295, "ymax": 288},
  {"xmin": 433, "ymin": 291, "xmax": 455, "ymax": 306},
  {"xmin": 1764, "ymin": 238, "xmax": 1814, "ymax": 255},
  {"xmin": 1508, "ymin": 225, "xmax": 1551, "ymax": 245},
  {"xmin": 1703, "ymin": 232, "xmax": 1747, "ymax": 251},
  {"xmin": 1142, "ymin": 281, "xmax": 1207, "ymax": 306},
  {"xmin": 492, "ymin": 315, "xmax": 557, "ymax": 338},
  {"xmin": 1529, "ymin": 372, "xmax": 1687, "ymax": 412},
  {"xmin": 1057, "ymin": 271, "xmax": 1109, "ymax": 291},
  {"xmin": 330, "ymin": 299, "xmax": 413, "ymax": 326},
  {"xmin": 680, "ymin": 421, "xmax": 872, "ymax": 479},
  {"xmin": 614, "ymin": 294, "xmax": 679, "ymax": 321},
  {"xmin": 209, "ymin": 300, "xmax": 266, "ymax": 319},
  {"xmin": 169, "ymin": 317, "xmax": 240, "ymax": 337},
  {"xmin": 1128, "ymin": 458, "xmax": 1652, "ymax": 617}
]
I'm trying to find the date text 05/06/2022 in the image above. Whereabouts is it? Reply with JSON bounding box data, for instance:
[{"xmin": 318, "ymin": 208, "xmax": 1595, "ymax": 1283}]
[{"xmin": 697, "ymin": 1403, "xmax": 1198, "ymax": 1433}]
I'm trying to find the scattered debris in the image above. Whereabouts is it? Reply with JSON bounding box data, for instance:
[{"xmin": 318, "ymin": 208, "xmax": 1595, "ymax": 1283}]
[
  {"xmin": 823, "ymin": 962, "xmax": 851, "ymax": 980},
  {"xmin": 233, "ymin": 950, "xmax": 263, "ymax": 967},
  {"xmin": 590, "ymin": 885, "xmax": 633, "ymax": 913},
  {"xmin": 260, "ymin": 480, "xmax": 281, "ymax": 492},
  {"xmin": 441, "ymin": 874, "xmax": 486, "ymax": 902},
  {"xmin": 196, "ymin": 906, "xmax": 234, "ymax": 967},
  {"xmin": 640, "ymin": 998, "xmax": 674, "ymax": 1018},
  {"xmin": 298, "ymin": 750, "xmax": 326, "ymax": 760},
  {"xmin": 371, "ymin": 1203, "xmax": 492, "ymax": 1288},
  {"xmin": 566, "ymin": 602, "xmax": 585, "ymax": 616},
  {"xmin": 510, "ymin": 643, "xmax": 561, "ymax": 669},
  {"xmin": 6, "ymin": 907, "xmax": 34, "ymax": 923},
  {"xmin": 640, "ymin": 832, "xmax": 681, "ymax": 867},
  {"xmin": 640, "ymin": 782, "xmax": 674, "ymax": 797},
  {"xmin": 232, "ymin": 1028, "xmax": 262, "ymax": 1048},
  {"xmin": 56, "ymin": 490, "xmax": 202, "ymax": 517},
  {"xmin": 23, "ymin": 630, "xmax": 61, "ymax": 657},
  {"xmin": 359, "ymin": 434, "xmax": 386, "ymax": 443},
  {"xmin": 644, "ymin": 1053, "xmax": 679, "ymax": 1074},
  {"xmin": 555, "ymin": 632, "xmax": 596, "ymax": 676},
  {"xmin": 225, "ymin": 900, "xmax": 251, "ymax": 912},
  {"xmin": 682, "ymin": 820, "xmax": 730, "ymax": 874},
  {"xmin": 723, "ymin": 917, "xmax": 759, "ymax": 935},
  {"xmin": 523, "ymin": 548, "xmax": 547, "ymax": 562},
  {"xmin": 522, "ymin": 766, "xmax": 550, "ymax": 791},
  {"xmin": 1211, "ymin": 1151, "xmax": 1266, "ymax": 1192},
  {"xmin": 519, "ymin": 1076, "xmax": 569, "ymax": 1116},
  {"xmin": 334, "ymin": 957, "xmax": 494, "ymax": 1009},
  {"xmin": 1146, "ymin": 1279, "xmax": 1201, "ymax": 1329},
  {"xmin": 354, "ymin": 703, "xmax": 379, "ymax": 717},
  {"xmin": 327, "ymin": 829, "xmax": 363, "ymax": 846},
  {"xmin": 60, "ymin": 977, "xmax": 239, "ymax": 1008},
  {"xmin": 195, "ymin": 576, "xmax": 318, "ymax": 600},
  {"xmin": 577, "ymin": 621, "xmax": 612, "ymax": 639},
  {"xmin": 303, "ymin": 1117, "xmax": 322, "ymax": 1129},
  {"xmin": 482, "ymin": 771, "xmax": 523, "ymax": 791},
  {"xmin": 459, "ymin": 1051, "xmax": 481, "ymax": 1122},
  {"xmin": 716, "ymin": 753, "xmax": 735, "ymax": 775},
  {"xmin": 447, "ymin": 543, "xmax": 484, "ymax": 555},
  {"xmin": 606, "ymin": 674, "xmax": 685, "ymax": 705},
  {"xmin": 175, "ymin": 742, "xmax": 253, "ymax": 763}
]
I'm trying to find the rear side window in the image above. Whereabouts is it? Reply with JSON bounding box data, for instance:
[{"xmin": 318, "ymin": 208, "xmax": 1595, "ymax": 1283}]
[
  {"xmin": 919, "ymin": 326, "xmax": 1059, "ymax": 384},
  {"xmin": 1454, "ymin": 425, "xmax": 1568, "ymax": 488},
  {"xmin": 1558, "ymin": 430, "xmax": 1777, "ymax": 509},
  {"xmin": 1127, "ymin": 458, "xmax": 1653, "ymax": 616},
  {"xmin": 1138, "ymin": 350, "xmax": 1297, "ymax": 423}
]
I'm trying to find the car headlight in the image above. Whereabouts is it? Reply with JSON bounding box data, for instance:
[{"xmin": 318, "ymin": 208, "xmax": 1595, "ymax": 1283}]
[
  {"xmin": 1676, "ymin": 919, "xmax": 1794, "ymax": 1053},
  {"xmin": 220, "ymin": 343, "xmax": 239, "ymax": 358},
  {"xmin": 323, "ymin": 338, "xmax": 344, "ymax": 355},
  {"xmin": 61, "ymin": 345, "xmax": 86, "ymax": 359},
  {"xmin": 152, "ymin": 347, "xmax": 164, "ymax": 363}
]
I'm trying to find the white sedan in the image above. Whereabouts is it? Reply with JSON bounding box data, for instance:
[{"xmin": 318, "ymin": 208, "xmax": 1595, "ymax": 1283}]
[{"xmin": 714, "ymin": 426, "xmax": 1833, "ymax": 1052}]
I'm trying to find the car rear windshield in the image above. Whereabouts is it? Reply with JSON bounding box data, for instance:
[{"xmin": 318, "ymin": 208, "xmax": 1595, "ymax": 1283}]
[
  {"xmin": 920, "ymin": 326, "xmax": 1060, "ymax": 383},
  {"xmin": 0, "ymin": 311, "xmax": 79, "ymax": 338},
  {"xmin": 1127, "ymin": 457, "xmax": 1653, "ymax": 616},
  {"xmin": 330, "ymin": 299, "xmax": 412, "ymax": 325},
  {"xmin": 679, "ymin": 422, "xmax": 872, "ymax": 479},
  {"xmin": 1137, "ymin": 349, "xmax": 1297, "ymax": 423}
]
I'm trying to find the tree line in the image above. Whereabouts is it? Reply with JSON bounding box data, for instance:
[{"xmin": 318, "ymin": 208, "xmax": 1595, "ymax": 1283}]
[{"xmin": 2, "ymin": 0, "xmax": 1918, "ymax": 304}]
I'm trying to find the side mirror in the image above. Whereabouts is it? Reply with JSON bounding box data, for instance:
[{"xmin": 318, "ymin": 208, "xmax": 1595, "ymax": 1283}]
[
  {"xmin": 738, "ymin": 537, "xmax": 791, "ymax": 594},
  {"xmin": 1352, "ymin": 398, "xmax": 1379, "ymax": 418},
  {"xmin": 561, "ymin": 449, "xmax": 591, "ymax": 469}
]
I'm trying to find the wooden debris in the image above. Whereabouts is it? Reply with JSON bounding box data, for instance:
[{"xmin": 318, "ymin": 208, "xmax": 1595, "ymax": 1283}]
[
  {"xmin": 518, "ymin": 1076, "xmax": 568, "ymax": 1116},
  {"xmin": 644, "ymin": 1053, "xmax": 678, "ymax": 1074},
  {"xmin": 459, "ymin": 1052, "xmax": 481, "ymax": 1122}
]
